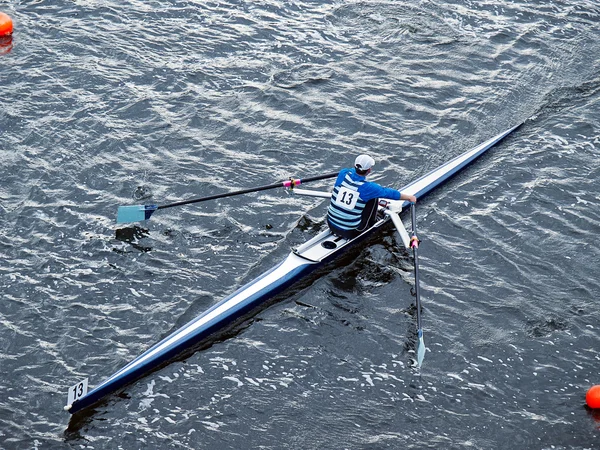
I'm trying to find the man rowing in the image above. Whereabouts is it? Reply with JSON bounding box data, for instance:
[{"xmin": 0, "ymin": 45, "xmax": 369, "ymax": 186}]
[{"xmin": 327, "ymin": 154, "xmax": 417, "ymax": 239}]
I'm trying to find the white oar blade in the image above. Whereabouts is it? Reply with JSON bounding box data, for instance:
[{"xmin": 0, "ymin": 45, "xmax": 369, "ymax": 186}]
[
  {"xmin": 385, "ymin": 211, "xmax": 410, "ymax": 249},
  {"xmin": 416, "ymin": 330, "xmax": 425, "ymax": 368},
  {"xmin": 116, "ymin": 205, "xmax": 157, "ymax": 224}
]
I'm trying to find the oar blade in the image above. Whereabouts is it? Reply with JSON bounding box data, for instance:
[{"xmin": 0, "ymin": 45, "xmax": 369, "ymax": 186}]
[
  {"xmin": 116, "ymin": 205, "xmax": 158, "ymax": 224},
  {"xmin": 416, "ymin": 329, "xmax": 425, "ymax": 368}
]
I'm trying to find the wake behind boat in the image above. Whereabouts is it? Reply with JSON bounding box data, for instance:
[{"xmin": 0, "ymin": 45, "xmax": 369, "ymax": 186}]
[{"xmin": 65, "ymin": 124, "xmax": 522, "ymax": 414}]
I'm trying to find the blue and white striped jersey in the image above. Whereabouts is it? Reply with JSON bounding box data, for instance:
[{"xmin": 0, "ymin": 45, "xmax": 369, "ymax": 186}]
[{"xmin": 327, "ymin": 168, "xmax": 401, "ymax": 231}]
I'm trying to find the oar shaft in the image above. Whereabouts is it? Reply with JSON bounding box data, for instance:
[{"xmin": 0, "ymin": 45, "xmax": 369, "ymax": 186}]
[
  {"xmin": 410, "ymin": 204, "xmax": 422, "ymax": 331},
  {"xmin": 156, "ymin": 172, "xmax": 338, "ymax": 210}
]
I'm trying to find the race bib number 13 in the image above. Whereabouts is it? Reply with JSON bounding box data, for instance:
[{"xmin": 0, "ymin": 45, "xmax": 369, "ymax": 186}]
[{"xmin": 334, "ymin": 187, "xmax": 359, "ymax": 210}]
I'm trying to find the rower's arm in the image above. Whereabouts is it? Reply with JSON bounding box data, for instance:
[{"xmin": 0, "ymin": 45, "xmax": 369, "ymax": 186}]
[{"xmin": 400, "ymin": 192, "xmax": 417, "ymax": 203}]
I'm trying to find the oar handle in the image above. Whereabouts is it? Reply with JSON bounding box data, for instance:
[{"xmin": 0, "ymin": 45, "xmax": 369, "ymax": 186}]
[{"xmin": 157, "ymin": 172, "xmax": 338, "ymax": 210}]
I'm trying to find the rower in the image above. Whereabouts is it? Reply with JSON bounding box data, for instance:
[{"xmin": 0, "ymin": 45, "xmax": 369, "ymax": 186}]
[{"xmin": 326, "ymin": 155, "xmax": 417, "ymax": 239}]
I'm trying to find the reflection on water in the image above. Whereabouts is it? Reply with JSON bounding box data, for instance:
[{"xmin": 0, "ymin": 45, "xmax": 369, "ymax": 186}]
[
  {"xmin": 114, "ymin": 226, "xmax": 151, "ymax": 253},
  {"xmin": 0, "ymin": 35, "xmax": 12, "ymax": 55},
  {"xmin": 587, "ymin": 406, "xmax": 600, "ymax": 429}
]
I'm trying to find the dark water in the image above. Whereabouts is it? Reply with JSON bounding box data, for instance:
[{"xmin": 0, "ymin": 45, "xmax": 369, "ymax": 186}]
[{"xmin": 1, "ymin": 0, "xmax": 600, "ymax": 448}]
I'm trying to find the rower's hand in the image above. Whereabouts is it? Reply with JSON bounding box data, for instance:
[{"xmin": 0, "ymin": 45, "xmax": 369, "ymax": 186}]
[{"xmin": 408, "ymin": 195, "xmax": 417, "ymax": 203}]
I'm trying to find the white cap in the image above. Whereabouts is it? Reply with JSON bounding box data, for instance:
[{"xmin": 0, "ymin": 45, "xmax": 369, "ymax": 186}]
[{"xmin": 355, "ymin": 154, "xmax": 375, "ymax": 171}]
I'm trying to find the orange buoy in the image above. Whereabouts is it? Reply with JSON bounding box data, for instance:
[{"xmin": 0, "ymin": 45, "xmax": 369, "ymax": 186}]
[
  {"xmin": 0, "ymin": 12, "xmax": 13, "ymax": 37},
  {"xmin": 586, "ymin": 385, "xmax": 600, "ymax": 409}
]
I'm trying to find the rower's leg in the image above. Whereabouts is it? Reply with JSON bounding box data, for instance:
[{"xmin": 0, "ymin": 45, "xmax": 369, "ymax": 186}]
[{"xmin": 357, "ymin": 198, "xmax": 379, "ymax": 232}]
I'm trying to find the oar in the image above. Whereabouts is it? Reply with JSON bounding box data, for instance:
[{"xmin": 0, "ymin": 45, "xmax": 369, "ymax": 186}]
[
  {"xmin": 116, "ymin": 172, "xmax": 338, "ymax": 224},
  {"xmin": 410, "ymin": 203, "xmax": 425, "ymax": 368}
]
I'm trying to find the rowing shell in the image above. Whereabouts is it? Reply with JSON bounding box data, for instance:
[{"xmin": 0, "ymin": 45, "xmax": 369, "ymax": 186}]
[{"xmin": 66, "ymin": 124, "xmax": 521, "ymax": 414}]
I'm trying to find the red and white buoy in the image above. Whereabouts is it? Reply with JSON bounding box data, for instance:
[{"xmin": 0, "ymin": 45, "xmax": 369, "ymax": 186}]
[{"xmin": 0, "ymin": 12, "xmax": 13, "ymax": 37}]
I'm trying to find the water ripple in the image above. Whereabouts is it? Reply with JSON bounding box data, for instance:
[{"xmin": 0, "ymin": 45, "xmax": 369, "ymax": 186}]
[{"xmin": 1, "ymin": 0, "xmax": 600, "ymax": 448}]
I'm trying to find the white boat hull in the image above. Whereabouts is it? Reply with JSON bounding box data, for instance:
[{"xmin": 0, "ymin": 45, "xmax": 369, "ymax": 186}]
[{"xmin": 67, "ymin": 123, "xmax": 521, "ymax": 414}]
